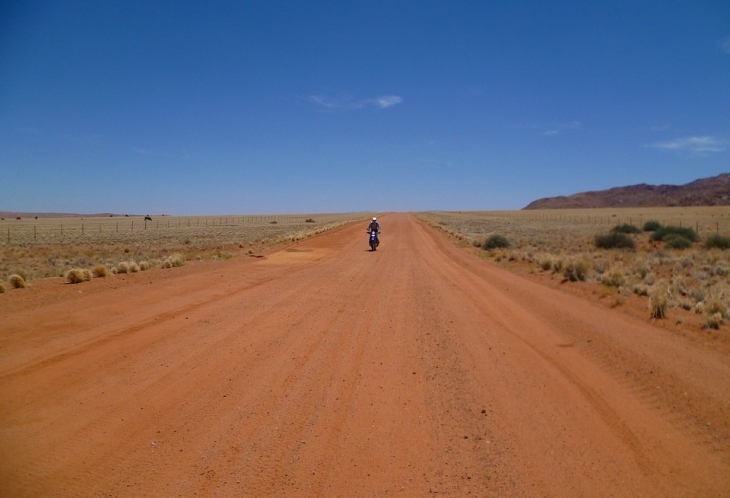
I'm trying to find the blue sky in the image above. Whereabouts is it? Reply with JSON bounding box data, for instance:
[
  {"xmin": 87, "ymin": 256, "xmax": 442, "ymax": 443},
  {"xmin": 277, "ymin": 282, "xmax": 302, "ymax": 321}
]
[{"xmin": 1, "ymin": 1, "xmax": 729, "ymax": 214}]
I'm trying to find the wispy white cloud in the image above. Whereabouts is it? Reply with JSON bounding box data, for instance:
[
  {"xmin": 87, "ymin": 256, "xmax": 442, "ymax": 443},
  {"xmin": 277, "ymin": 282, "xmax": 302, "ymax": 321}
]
[
  {"xmin": 375, "ymin": 95, "xmax": 402, "ymax": 108},
  {"xmin": 309, "ymin": 94, "xmax": 403, "ymax": 111},
  {"xmin": 649, "ymin": 136, "xmax": 727, "ymax": 153},
  {"xmin": 540, "ymin": 120, "xmax": 581, "ymax": 136},
  {"xmin": 721, "ymin": 35, "xmax": 730, "ymax": 54}
]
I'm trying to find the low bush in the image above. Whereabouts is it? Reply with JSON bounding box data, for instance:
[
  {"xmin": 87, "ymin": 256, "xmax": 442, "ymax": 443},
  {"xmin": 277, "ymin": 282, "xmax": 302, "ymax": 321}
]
[
  {"xmin": 9, "ymin": 274, "xmax": 26, "ymax": 289},
  {"xmin": 129, "ymin": 262, "xmax": 140, "ymax": 273},
  {"xmin": 611, "ymin": 224, "xmax": 641, "ymax": 234},
  {"xmin": 594, "ymin": 232, "xmax": 635, "ymax": 250},
  {"xmin": 601, "ymin": 266, "xmax": 626, "ymax": 287},
  {"xmin": 562, "ymin": 258, "xmax": 588, "ymax": 282},
  {"xmin": 704, "ymin": 312, "xmax": 723, "ymax": 330},
  {"xmin": 705, "ymin": 288, "xmax": 728, "ymax": 319},
  {"xmin": 482, "ymin": 234, "xmax": 510, "ymax": 250},
  {"xmin": 649, "ymin": 282, "xmax": 671, "ymax": 319},
  {"xmin": 161, "ymin": 253, "xmax": 184, "ymax": 268},
  {"xmin": 92, "ymin": 265, "xmax": 108, "ymax": 278},
  {"xmin": 66, "ymin": 268, "xmax": 92, "ymax": 284},
  {"xmin": 664, "ymin": 234, "xmax": 693, "ymax": 249},
  {"xmin": 0, "ymin": 282, "xmax": 5, "ymax": 293},
  {"xmin": 705, "ymin": 234, "xmax": 730, "ymax": 250},
  {"xmin": 305, "ymin": 218, "xmax": 315, "ymax": 223},
  {"xmin": 643, "ymin": 220, "xmax": 662, "ymax": 232},
  {"xmin": 651, "ymin": 226, "xmax": 699, "ymax": 242},
  {"xmin": 139, "ymin": 261, "xmax": 150, "ymax": 271},
  {"xmin": 117, "ymin": 262, "xmax": 130, "ymax": 274}
]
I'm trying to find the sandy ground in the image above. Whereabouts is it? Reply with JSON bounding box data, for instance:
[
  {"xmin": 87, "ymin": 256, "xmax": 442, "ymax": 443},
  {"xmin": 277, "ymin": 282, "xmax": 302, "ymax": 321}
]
[{"xmin": 1, "ymin": 213, "xmax": 729, "ymax": 497}]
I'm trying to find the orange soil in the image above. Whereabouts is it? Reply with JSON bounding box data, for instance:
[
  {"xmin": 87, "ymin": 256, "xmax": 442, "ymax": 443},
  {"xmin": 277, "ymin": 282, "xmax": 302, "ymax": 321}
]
[{"xmin": 1, "ymin": 213, "xmax": 728, "ymax": 497}]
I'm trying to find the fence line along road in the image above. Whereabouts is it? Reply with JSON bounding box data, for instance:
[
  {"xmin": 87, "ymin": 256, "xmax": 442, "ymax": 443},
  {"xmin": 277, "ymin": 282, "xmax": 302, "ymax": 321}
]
[{"xmin": 0, "ymin": 213, "xmax": 368, "ymax": 246}]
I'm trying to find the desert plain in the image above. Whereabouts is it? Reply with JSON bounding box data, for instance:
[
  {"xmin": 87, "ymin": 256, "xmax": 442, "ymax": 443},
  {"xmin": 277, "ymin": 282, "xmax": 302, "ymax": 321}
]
[{"xmin": 1, "ymin": 211, "xmax": 730, "ymax": 496}]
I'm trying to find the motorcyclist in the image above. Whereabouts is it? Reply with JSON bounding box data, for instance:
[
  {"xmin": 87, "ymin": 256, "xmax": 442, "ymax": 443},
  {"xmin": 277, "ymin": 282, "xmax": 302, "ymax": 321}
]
[{"xmin": 367, "ymin": 217, "xmax": 381, "ymax": 247}]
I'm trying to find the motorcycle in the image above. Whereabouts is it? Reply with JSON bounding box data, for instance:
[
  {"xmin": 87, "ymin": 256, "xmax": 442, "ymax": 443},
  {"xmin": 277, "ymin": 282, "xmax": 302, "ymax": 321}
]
[{"xmin": 368, "ymin": 229, "xmax": 380, "ymax": 251}]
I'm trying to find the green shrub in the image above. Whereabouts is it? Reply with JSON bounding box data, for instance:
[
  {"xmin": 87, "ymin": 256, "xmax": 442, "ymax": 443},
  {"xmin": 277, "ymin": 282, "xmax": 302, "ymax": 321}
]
[
  {"xmin": 611, "ymin": 224, "xmax": 641, "ymax": 234},
  {"xmin": 482, "ymin": 234, "xmax": 510, "ymax": 250},
  {"xmin": 643, "ymin": 220, "xmax": 662, "ymax": 232},
  {"xmin": 651, "ymin": 226, "xmax": 699, "ymax": 242},
  {"xmin": 594, "ymin": 232, "xmax": 635, "ymax": 250},
  {"xmin": 664, "ymin": 234, "xmax": 693, "ymax": 249},
  {"xmin": 705, "ymin": 234, "xmax": 730, "ymax": 250}
]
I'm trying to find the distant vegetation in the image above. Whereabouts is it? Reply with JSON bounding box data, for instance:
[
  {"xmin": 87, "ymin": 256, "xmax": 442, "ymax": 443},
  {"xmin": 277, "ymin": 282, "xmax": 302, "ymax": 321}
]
[
  {"xmin": 611, "ymin": 223, "xmax": 641, "ymax": 234},
  {"xmin": 482, "ymin": 234, "xmax": 510, "ymax": 250},
  {"xmin": 595, "ymin": 232, "xmax": 636, "ymax": 250},
  {"xmin": 419, "ymin": 207, "xmax": 730, "ymax": 329}
]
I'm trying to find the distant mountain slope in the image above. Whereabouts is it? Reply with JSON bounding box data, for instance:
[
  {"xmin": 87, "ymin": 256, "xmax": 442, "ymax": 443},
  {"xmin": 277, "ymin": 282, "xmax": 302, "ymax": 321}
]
[{"xmin": 524, "ymin": 173, "xmax": 730, "ymax": 209}]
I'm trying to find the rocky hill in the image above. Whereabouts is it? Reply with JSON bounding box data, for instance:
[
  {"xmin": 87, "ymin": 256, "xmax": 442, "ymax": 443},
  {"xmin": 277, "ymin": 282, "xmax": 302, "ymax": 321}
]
[{"xmin": 524, "ymin": 173, "xmax": 730, "ymax": 209}]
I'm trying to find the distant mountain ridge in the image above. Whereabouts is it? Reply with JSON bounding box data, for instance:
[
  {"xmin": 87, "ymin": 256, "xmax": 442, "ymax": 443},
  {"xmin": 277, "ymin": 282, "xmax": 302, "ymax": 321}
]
[{"xmin": 524, "ymin": 173, "xmax": 730, "ymax": 209}]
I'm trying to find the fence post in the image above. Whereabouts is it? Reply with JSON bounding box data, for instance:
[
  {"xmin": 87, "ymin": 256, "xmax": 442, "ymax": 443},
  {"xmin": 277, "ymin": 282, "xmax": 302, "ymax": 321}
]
[
  {"xmin": 132, "ymin": 221, "xmax": 134, "ymax": 231},
  {"xmin": 7, "ymin": 227, "xmax": 9, "ymax": 244},
  {"xmin": 34, "ymin": 226, "xmax": 37, "ymax": 240},
  {"xmin": 82, "ymin": 223, "xmax": 84, "ymax": 235}
]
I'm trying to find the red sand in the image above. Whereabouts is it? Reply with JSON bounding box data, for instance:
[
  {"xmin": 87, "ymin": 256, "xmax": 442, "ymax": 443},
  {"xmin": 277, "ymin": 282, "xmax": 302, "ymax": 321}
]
[{"xmin": 1, "ymin": 213, "xmax": 728, "ymax": 496}]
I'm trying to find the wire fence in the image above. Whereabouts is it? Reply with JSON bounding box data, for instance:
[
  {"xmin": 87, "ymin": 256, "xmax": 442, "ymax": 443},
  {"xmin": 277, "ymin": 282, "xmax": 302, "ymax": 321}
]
[{"xmin": 0, "ymin": 213, "xmax": 366, "ymax": 246}]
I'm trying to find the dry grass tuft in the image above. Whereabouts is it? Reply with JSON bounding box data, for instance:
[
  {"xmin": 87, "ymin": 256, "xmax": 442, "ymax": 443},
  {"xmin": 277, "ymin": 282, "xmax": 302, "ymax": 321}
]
[
  {"xmin": 9, "ymin": 274, "xmax": 26, "ymax": 289},
  {"xmin": 66, "ymin": 268, "xmax": 92, "ymax": 284},
  {"xmin": 139, "ymin": 261, "xmax": 150, "ymax": 271},
  {"xmin": 117, "ymin": 262, "xmax": 130, "ymax": 274},
  {"xmin": 129, "ymin": 262, "xmax": 140, "ymax": 273},
  {"xmin": 704, "ymin": 312, "xmax": 724, "ymax": 330},
  {"xmin": 161, "ymin": 253, "xmax": 184, "ymax": 269},
  {"xmin": 601, "ymin": 265, "xmax": 626, "ymax": 287},
  {"xmin": 562, "ymin": 258, "xmax": 588, "ymax": 282},
  {"xmin": 704, "ymin": 285, "xmax": 728, "ymax": 319},
  {"xmin": 92, "ymin": 265, "xmax": 108, "ymax": 278},
  {"xmin": 0, "ymin": 281, "xmax": 5, "ymax": 293},
  {"xmin": 649, "ymin": 281, "xmax": 672, "ymax": 319}
]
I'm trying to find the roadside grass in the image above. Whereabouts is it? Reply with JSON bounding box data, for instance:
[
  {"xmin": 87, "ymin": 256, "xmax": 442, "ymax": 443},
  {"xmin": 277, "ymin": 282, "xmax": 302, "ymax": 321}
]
[
  {"xmin": 66, "ymin": 268, "xmax": 92, "ymax": 284},
  {"xmin": 9, "ymin": 274, "xmax": 26, "ymax": 288},
  {"xmin": 418, "ymin": 207, "xmax": 730, "ymax": 328},
  {"xmin": 0, "ymin": 212, "xmax": 371, "ymax": 285}
]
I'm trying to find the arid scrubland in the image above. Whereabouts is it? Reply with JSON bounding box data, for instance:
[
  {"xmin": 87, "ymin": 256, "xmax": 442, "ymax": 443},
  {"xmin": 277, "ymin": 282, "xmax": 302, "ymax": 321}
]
[
  {"xmin": 419, "ymin": 207, "xmax": 730, "ymax": 330},
  {"xmin": 0, "ymin": 213, "xmax": 370, "ymax": 285}
]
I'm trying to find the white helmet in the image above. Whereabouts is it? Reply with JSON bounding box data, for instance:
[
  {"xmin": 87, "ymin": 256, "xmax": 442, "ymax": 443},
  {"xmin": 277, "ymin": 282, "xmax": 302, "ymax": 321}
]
[{"xmin": 373, "ymin": 217, "xmax": 377, "ymax": 221}]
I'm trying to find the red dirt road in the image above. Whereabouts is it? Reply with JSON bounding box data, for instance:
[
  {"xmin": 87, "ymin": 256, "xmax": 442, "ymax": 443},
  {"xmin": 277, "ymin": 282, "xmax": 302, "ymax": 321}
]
[{"xmin": 1, "ymin": 213, "xmax": 729, "ymax": 497}]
